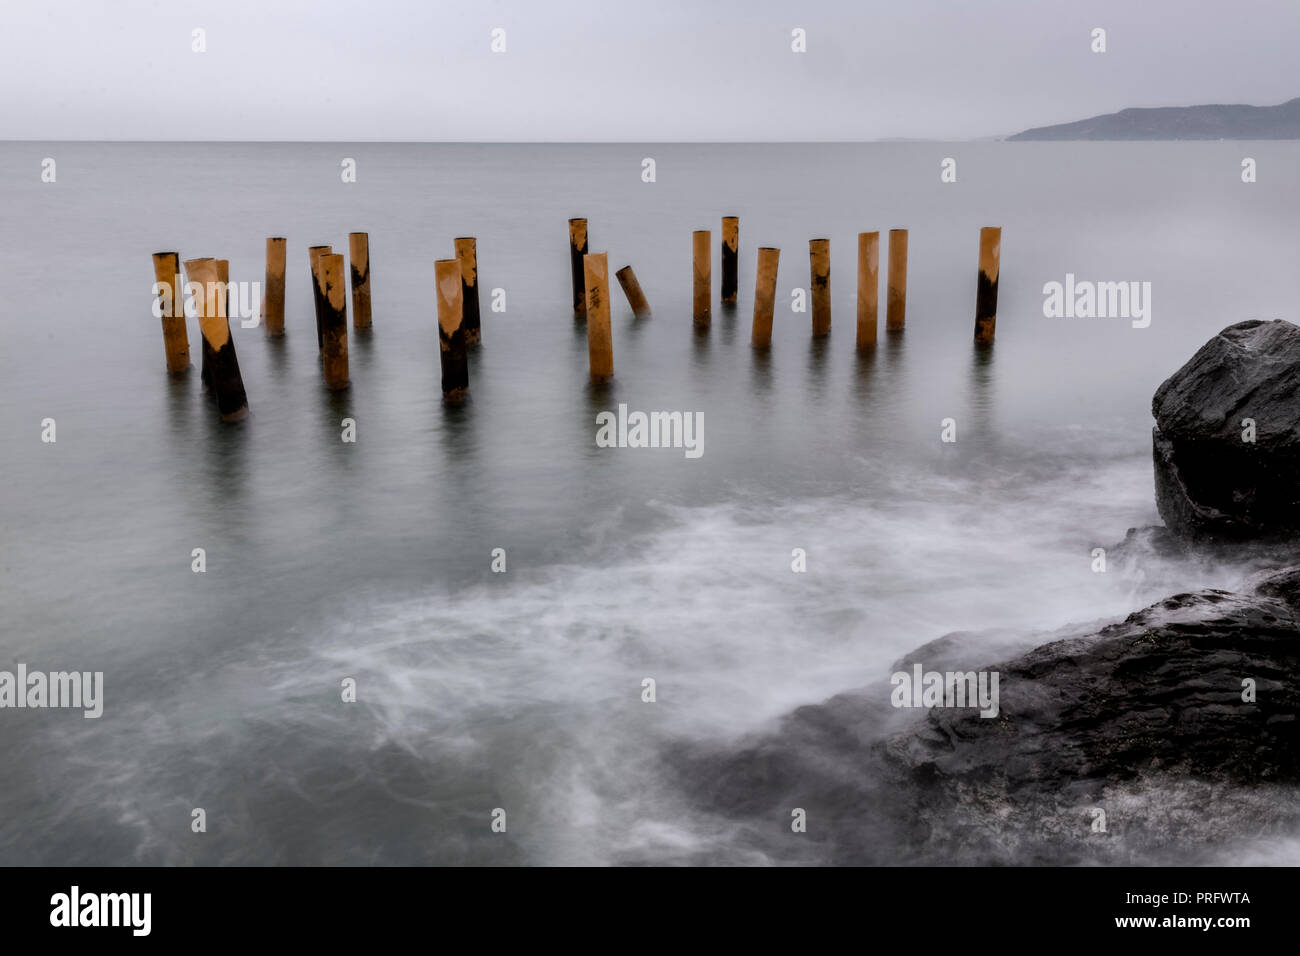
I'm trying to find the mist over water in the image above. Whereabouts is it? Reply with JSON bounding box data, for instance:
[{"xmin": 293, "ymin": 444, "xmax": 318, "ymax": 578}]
[{"xmin": 1, "ymin": 142, "xmax": 1298, "ymax": 864}]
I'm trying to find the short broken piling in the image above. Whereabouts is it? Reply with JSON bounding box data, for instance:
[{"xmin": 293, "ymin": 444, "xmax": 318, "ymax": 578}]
[{"xmin": 615, "ymin": 265, "xmax": 651, "ymax": 317}]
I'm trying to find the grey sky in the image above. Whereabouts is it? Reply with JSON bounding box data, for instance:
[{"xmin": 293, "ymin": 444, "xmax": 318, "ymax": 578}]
[{"xmin": 3, "ymin": 0, "xmax": 1298, "ymax": 140}]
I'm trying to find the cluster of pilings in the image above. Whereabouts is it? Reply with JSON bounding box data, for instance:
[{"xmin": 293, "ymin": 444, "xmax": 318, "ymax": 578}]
[
  {"xmin": 152, "ymin": 234, "xmax": 374, "ymax": 417},
  {"xmin": 153, "ymin": 231, "xmax": 494, "ymax": 415},
  {"xmin": 151, "ymin": 252, "xmax": 249, "ymax": 421},
  {"xmin": 304, "ymin": 232, "xmax": 482, "ymax": 404},
  {"xmin": 568, "ymin": 217, "xmax": 644, "ymax": 384},
  {"xmin": 156, "ymin": 220, "xmax": 1001, "ymax": 413},
  {"xmin": 569, "ymin": 217, "xmax": 1003, "ymax": 383},
  {"xmin": 435, "ymin": 238, "xmax": 483, "ymax": 405},
  {"xmin": 303, "ymin": 233, "xmax": 375, "ymax": 390}
]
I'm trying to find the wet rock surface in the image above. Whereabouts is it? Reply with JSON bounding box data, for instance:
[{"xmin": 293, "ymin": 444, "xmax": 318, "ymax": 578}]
[
  {"xmin": 1152, "ymin": 319, "xmax": 1300, "ymax": 540},
  {"xmin": 667, "ymin": 569, "xmax": 1300, "ymax": 864}
]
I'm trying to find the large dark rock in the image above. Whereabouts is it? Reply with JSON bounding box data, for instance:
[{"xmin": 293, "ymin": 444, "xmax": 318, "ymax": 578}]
[
  {"xmin": 666, "ymin": 569, "xmax": 1300, "ymax": 864},
  {"xmin": 1152, "ymin": 319, "xmax": 1300, "ymax": 540},
  {"xmin": 881, "ymin": 573, "xmax": 1300, "ymax": 862}
]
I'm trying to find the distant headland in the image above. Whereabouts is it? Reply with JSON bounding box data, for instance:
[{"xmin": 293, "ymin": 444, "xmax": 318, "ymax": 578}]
[{"xmin": 1008, "ymin": 97, "xmax": 1300, "ymax": 140}]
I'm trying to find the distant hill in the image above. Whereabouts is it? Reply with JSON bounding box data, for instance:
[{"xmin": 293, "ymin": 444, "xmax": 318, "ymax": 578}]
[{"xmin": 1009, "ymin": 98, "xmax": 1300, "ymax": 140}]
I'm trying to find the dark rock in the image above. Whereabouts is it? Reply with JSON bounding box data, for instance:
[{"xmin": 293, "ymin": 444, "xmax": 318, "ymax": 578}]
[
  {"xmin": 890, "ymin": 628, "xmax": 1047, "ymax": 675},
  {"xmin": 1244, "ymin": 565, "xmax": 1300, "ymax": 612},
  {"xmin": 667, "ymin": 573, "xmax": 1300, "ymax": 864},
  {"xmin": 881, "ymin": 581, "xmax": 1300, "ymax": 862},
  {"xmin": 1152, "ymin": 319, "xmax": 1300, "ymax": 540},
  {"xmin": 1108, "ymin": 525, "xmax": 1300, "ymax": 585}
]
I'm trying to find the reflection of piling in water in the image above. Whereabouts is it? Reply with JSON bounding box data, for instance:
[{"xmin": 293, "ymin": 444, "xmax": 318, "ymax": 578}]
[
  {"xmin": 751, "ymin": 247, "xmax": 780, "ymax": 348},
  {"xmin": 856, "ymin": 231, "xmax": 879, "ymax": 350},
  {"xmin": 318, "ymin": 253, "xmax": 350, "ymax": 390},
  {"xmin": 615, "ymin": 265, "xmax": 651, "ymax": 317},
  {"xmin": 721, "ymin": 216, "xmax": 739, "ymax": 305},
  {"xmin": 435, "ymin": 258, "xmax": 469, "ymax": 404},
  {"xmin": 967, "ymin": 340, "xmax": 996, "ymax": 437},
  {"xmin": 263, "ymin": 238, "xmax": 286, "ymax": 337},
  {"xmin": 454, "ymin": 237, "xmax": 480, "ymax": 346},
  {"xmin": 693, "ymin": 230, "xmax": 711, "ymax": 328},
  {"xmin": 974, "ymin": 226, "xmax": 1001, "ymax": 345},
  {"xmin": 569, "ymin": 218, "xmax": 588, "ymax": 318},
  {"xmin": 348, "ymin": 232, "xmax": 371, "ymax": 333},
  {"xmin": 809, "ymin": 238, "xmax": 831, "ymax": 338},
  {"xmin": 183, "ymin": 257, "xmax": 248, "ymax": 421},
  {"xmin": 887, "ymin": 229, "xmax": 908, "ymax": 332},
  {"xmin": 152, "ymin": 251, "xmax": 190, "ymax": 372},
  {"xmin": 308, "ymin": 245, "xmax": 332, "ymax": 350},
  {"xmin": 584, "ymin": 252, "xmax": 614, "ymax": 384}
]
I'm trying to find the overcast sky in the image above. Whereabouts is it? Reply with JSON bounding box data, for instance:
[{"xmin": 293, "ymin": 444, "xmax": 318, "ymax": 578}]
[{"xmin": 3, "ymin": 0, "xmax": 1298, "ymax": 141}]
